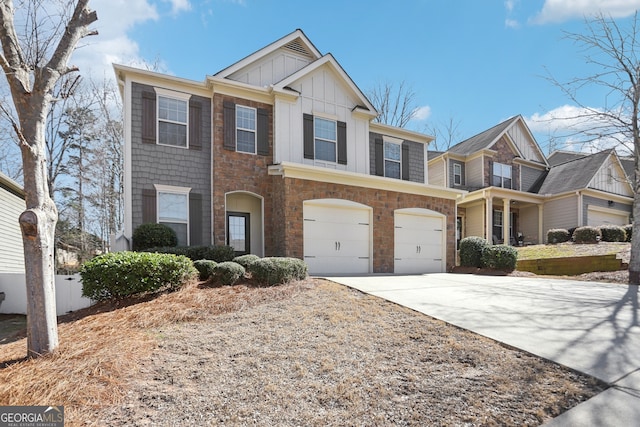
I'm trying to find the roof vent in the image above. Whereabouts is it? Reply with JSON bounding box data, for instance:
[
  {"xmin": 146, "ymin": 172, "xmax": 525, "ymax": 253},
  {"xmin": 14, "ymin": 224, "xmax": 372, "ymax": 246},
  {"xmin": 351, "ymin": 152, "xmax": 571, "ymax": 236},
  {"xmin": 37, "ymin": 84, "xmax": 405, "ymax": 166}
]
[{"xmin": 284, "ymin": 39, "xmax": 313, "ymax": 58}]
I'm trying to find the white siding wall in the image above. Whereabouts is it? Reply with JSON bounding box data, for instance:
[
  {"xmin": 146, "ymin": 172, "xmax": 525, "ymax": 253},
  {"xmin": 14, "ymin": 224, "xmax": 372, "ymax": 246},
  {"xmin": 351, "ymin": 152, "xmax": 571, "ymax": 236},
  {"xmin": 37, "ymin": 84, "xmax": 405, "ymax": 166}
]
[
  {"xmin": 229, "ymin": 48, "xmax": 312, "ymax": 87},
  {"xmin": 507, "ymin": 121, "xmax": 545, "ymax": 163},
  {"xmin": 465, "ymin": 204, "xmax": 485, "ymax": 238},
  {"xmin": 589, "ymin": 156, "xmax": 633, "ymax": 196},
  {"xmin": 543, "ymin": 195, "xmax": 578, "ymax": 233},
  {"xmin": 0, "ymin": 187, "xmax": 25, "ymax": 273},
  {"xmin": 466, "ymin": 157, "xmax": 483, "ymax": 188},
  {"xmin": 274, "ymin": 66, "xmax": 370, "ymax": 174},
  {"xmin": 428, "ymin": 158, "xmax": 445, "ymax": 186}
]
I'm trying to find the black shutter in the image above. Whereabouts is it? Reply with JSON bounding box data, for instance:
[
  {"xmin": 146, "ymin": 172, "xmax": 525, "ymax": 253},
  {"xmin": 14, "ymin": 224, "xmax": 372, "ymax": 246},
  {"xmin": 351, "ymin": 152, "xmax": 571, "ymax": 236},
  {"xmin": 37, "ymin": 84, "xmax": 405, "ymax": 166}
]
[
  {"xmin": 142, "ymin": 189, "xmax": 156, "ymax": 223},
  {"xmin": 303, "ymin": 114, "xmax": 314, "ymax": 159},
  {"xmin": 141, "ymin": 91, "xmax": 156, "ymax": 144},
  {"xmin": 374, "ymin": 137, "xmax": 384, "ymax": 176},
  {"xmin": 401, "ymin": 142, "xmax": 410, "ymax": 181},
  {"xmin": 223, "ymin": 101, "xmax": 236, "ymax": 151},
  {"xmin": 189, "ymin": 100, "xmax": 202, "ymax": 150},
  {"xmin": 337, "ymin": 121, "xmax": 347, "ymax": 165},
  {"xmin": 189, "ymin": 193, "xmax": 203, "ymax": 246},
  {"xmin": 257, "ymin": 108, "xmax": 269, "ymax": 156}
]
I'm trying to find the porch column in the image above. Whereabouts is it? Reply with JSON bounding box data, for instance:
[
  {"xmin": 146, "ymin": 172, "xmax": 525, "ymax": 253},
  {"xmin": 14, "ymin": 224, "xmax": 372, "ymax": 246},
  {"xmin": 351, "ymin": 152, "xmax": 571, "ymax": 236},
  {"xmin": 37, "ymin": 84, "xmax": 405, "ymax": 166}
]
[
  {"xmin": 538, "ymin": 204, "xmax": 544, "ymax": 244},
  {"xmin": 503, "ymin": 198, "xmax": 510, "ymax": 244},
  {"xmin": 485, "ymin": 196, "xmax": 493, "ymax": 242}
]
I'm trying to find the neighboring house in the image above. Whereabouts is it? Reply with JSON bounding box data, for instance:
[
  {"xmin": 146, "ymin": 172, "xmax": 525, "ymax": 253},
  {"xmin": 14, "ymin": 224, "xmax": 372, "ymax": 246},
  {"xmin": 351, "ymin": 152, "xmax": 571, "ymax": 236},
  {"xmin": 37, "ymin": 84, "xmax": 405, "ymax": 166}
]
[
  {"xmin": 0, "ymin": 172, "xmax": 25, "ymax": 273},
  {"xmin": 429, "ymin": 116, "xmax": 634, "ymax": 245},
  {"xmin": 115, "ymin": 29, "xmax": 464, "ymax": 274}
]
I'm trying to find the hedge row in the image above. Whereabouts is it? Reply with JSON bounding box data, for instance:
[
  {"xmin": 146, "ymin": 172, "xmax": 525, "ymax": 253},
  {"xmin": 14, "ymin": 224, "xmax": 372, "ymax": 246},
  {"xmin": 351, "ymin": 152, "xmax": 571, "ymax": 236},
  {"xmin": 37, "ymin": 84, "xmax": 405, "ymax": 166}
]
[
  {"xmin": 195, "ymin": 255, "xmax": 308, "ymax": 286},
  {"xmin": 547, "ymin": 225, "xmax": 632, "ymax": 244},
  {"xmin": 144, "ymin": 245, "xmax": 235, "ymax": 262},
  {"xmin": 458, "ymin": 237, "xmax": 518, "ymax": 271}
]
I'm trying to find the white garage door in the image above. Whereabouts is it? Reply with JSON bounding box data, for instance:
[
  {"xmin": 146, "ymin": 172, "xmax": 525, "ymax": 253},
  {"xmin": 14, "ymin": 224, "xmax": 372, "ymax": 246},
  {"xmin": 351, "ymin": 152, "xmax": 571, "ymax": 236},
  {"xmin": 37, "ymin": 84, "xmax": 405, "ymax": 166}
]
[
  {"xmin": 394, "ymin": 209, "xmax": 446, "ymax": 274},
  {"xmin": 303, "ymin": 200, "xmax": 371, "ymax": 275},
  {"xmin": 587, "ymin": 206, "xmax": 629, "ymax": 227}
]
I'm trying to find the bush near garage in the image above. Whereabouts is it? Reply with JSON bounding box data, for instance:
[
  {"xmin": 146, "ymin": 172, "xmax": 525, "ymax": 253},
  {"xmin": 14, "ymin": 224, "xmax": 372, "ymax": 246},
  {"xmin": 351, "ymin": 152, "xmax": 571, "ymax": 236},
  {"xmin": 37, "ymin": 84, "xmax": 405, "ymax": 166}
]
[
  {"xmin": 249, "ymin": 257, "xmax": 308, "ymax": 286},
  {"xmin": 572, "ymin": 226, "xmax": 600, "ymax": 244},
  {"xmin": 212, "ymin": 262, "xmax": 246, "ymax": 285},
  {"xmin": 624, "ymin": 224, "xmax": 633, "ymax": 242},
  {"xmin": 80, "ymin": 251, "xmax": 196, "ymax": 301},
  {"xmin": 546, "ymin": 229, "xmax": 570, "ymax": 244},
  {"xmin": 193, "ymin": 260, "xmax": 218, "ymax": 281},
  {"xmin": 233, "ymin": 254, "xmax": 261, "ymax": 269},
  {"xmin": 481, "ymin": 245, "xmax": 518, "ymax": 271},
  {"xmin": 145, "ymin": 245, "xmax": 235, "ymax": 262},
  {"xmin": 132, "ymin": 223, "xmax": 178, "ymax": 251},
  {"xmin": 459, "ymin": 236, "xmax": 490, "ymax": 268},
  {"xmin": 598, "ymin": 225, "xmax": 626, "ymax": 242}
]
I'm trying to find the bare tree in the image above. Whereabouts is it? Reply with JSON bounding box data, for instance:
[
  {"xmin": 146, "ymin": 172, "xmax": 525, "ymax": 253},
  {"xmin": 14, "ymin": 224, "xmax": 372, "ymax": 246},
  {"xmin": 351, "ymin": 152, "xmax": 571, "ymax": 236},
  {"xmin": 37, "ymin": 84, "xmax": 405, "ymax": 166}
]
[
  {"xmin": 426, "ymin": 116, "xmax": 463, "ymax": 152},
  {"xmin": 547, "ymin": 12, "xmax": 640, "ymax": 284},
  {"xmin": 0, "ymin": 0, "xmax": 97, "ymax": 357},
  {"xmin": 367, "ymin": 80, "xmax": 418, "ymax": 128}
]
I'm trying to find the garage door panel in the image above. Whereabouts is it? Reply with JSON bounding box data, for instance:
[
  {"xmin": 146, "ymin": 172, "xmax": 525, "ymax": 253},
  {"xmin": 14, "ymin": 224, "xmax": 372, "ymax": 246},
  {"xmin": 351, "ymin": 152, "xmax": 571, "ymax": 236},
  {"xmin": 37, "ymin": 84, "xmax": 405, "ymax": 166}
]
[
  {"xmin": 587, "ymin": 208, "xmax": 629, "ymax": 227},
  {"xmin": 395, "ymin": 212, "xmax": 445, "ymax": 274}
]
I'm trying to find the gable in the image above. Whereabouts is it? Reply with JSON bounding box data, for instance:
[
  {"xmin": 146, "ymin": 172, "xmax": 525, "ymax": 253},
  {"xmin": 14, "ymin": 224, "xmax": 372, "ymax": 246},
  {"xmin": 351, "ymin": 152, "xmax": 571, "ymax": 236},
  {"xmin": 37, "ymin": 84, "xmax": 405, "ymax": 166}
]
[
  {"xmin": 589, "ymin": 153, "xmax": 634, "ymax": 196},
  {"xmin": 506, "ymin": 120, "xmax": 546, "ymax": 164},
  {"xmin": 227, "ymin": 44, "xmax": 316, "ymax": 87},
  {"xmin": 290, "ymin": 65, "xmax": 357, "ymax": 115}
]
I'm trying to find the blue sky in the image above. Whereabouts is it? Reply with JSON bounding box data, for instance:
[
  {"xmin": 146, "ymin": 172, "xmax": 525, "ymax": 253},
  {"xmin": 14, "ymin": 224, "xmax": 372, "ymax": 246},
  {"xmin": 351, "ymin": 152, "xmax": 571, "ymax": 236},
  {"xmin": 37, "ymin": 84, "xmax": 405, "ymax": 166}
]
[{"xmin": 80, "ymin": 0, "xmax": 640, "ymax": 154}]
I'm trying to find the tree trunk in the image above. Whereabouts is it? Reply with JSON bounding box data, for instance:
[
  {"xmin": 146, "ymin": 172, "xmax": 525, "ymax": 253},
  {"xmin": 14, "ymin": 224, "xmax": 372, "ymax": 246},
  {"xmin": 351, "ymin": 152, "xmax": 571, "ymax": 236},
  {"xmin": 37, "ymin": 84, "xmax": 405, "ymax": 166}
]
[{"xmin": 18, "ymin": 104, "xmax": 59, "ymax": 357}]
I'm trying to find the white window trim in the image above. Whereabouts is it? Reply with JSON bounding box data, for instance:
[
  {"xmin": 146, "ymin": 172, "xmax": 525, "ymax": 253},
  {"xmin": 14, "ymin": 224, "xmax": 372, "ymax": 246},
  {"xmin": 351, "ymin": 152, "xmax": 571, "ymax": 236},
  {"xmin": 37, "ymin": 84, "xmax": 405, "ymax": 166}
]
[
  {"xmin": 154, "ymin": 184, "xmax": 191, "ymax": 245},
  {"xmin": 236, "ymin": 105, "xmax": 257, "ymax": 154},
  {"xmin": 493, "ymin": 162, "xmax": 512, "ymax": 189},
  {"xmin": 383, "ymin": 139, "xmax": 402, "ymax": 179},
  {"xmin": 453, "ymin": 163, "xmax": 462, "ymax": 186},
  {"xmin": 314, "ymin": 116, "xmax": 338, "ymax": 163},
  {"xmin": 154, "ymin": 87, "xmax": 191, "ymax": 149}
]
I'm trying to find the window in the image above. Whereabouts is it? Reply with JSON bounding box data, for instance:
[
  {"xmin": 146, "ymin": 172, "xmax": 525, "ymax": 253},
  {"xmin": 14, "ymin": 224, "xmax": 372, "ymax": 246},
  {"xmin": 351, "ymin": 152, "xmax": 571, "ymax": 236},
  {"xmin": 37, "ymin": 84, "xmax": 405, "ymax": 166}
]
[
  {"xmin": 236, "ymin": 105, "xmax": 256, "ymax": 153},
  {"xmin": 384, "ymin": 141, "xmax": 401, "ymax": 179},
  {"xmin": 157, "ymin": 91, "xmax": 189, "ymax": 147},
  {"xmin": 492, "ymin": 162, "xmax": 512, "ymax": 189},
  {"xmin": 156, "ymin": 185, "xmax": 190, "ymax": 246},
  {"xmin": 493, "ymin": 210, "xmax": 503, "ymax": 243},
  {"xmin": 227, "ymin": 212, "xmax": 250, "ymax": 255},
  {"xmin": 453, "ymin": 163, "xmax": 462, "ymax": 185},
  {"xmin": 314, "ymin": 117, "xmax": 337, "ymax": 162}
]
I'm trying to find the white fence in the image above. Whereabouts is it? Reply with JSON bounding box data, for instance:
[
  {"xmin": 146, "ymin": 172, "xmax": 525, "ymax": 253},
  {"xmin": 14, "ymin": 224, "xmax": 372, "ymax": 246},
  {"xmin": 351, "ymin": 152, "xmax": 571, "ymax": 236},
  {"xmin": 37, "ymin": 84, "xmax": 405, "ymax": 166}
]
[{"xmin": 0, "ymin": 273, "xmax": 93, "ymax": 315}]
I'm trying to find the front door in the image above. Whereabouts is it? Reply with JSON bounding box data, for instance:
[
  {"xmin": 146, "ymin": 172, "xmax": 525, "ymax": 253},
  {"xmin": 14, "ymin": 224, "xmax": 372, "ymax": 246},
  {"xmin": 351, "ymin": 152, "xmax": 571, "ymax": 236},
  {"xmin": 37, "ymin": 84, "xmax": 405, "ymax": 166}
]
[{"xmin": 227, "ymin": 212, "xmax": 250, "ymax": 255}]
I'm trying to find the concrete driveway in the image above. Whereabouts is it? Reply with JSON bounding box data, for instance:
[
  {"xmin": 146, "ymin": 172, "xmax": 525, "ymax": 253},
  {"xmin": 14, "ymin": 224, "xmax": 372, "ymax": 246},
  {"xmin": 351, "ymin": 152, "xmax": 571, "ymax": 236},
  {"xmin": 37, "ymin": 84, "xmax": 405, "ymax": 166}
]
[{"xmin": 326, "ymin": 273, "xmax": 640, "ymax": 426}]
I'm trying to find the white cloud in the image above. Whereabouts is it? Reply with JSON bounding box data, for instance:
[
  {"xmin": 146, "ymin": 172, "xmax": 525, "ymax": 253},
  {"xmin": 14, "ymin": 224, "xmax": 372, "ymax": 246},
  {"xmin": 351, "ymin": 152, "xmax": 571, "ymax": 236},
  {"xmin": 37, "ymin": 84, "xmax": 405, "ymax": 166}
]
[
  {"xmin": 505, "ymin": 0, "xmax": 517, "ymax": 13},
  {"xmin": 532, "ymin": 0, "xmax": 640, "ymax": 25},
  {"xmin": 525, "ymin": 105, "xmax": 632, "ymax": 153},
  {"xmin": 413, "ymin": 105, "xmax": 432, "ymax": 121},
  {"xmin": 505, "ymin": 19, "xmax": 520, "ymax": 29},
  {"xmin": 164, "ymin": 0, "xmax": 191, "ymax": 15}
]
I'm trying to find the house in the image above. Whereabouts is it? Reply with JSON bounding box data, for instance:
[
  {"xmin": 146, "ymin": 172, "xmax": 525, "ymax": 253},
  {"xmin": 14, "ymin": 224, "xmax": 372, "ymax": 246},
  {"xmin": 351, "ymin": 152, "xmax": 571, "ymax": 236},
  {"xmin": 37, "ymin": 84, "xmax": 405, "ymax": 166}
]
[
  {"xmin": 114, "ymin": 29, "xmax": 464, "ymax": 274},
  {"xmin": 0, "ymin": 171, "xmax": 25, "ymax": 273},
  {"xmin": 428, "ymin": 116, "xmax": 634, "ymax": 245}
]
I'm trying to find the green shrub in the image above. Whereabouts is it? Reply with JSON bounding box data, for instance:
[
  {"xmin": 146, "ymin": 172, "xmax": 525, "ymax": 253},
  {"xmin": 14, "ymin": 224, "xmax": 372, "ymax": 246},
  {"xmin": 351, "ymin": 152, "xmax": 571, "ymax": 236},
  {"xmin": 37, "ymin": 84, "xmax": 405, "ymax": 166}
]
[
  {"xmin": 481, "ymin": 245, "xmax": 518, "ymax": 271},
  {"xmin": 213, "ymin": 262, "xmax": 246, "ymax": 285},
  {"xmin": 80, "ymin": 251, "xmax": 196, "ymax": 301},
  {"xmin": 572, "ymin": 226, "xmax": 600, "ymax": 244},
  {"xmin": 547, "ymin": 229, "xmax": 570, "ymax": 244},
  {"xmin": 599, "ymin": 225, "xmax": 627, "ymax": 242},
  {"xmin": 624, "ymin": 224, "xmax": 633, "ymax": 242},
  {"xmin": 459, "ymin": 236, "xmax": 490, "ymax": 268},
  {"xmin": 145, "ymin": 245, "xmax": 235, "ymax": 262},
  {"xmin": 233, "ymin": 254, "xmax": 261, "ymax": 269},
  {"xmin": 193, "ymin": 259, "xmax": 217, "ymax": 281},
  {"xmin": 249, "ymin": 257, "xmax": 308, "ymax": 285},
  {"xmin": 132, "ymin": 223, "xmax": 177, "ymax": 251}
]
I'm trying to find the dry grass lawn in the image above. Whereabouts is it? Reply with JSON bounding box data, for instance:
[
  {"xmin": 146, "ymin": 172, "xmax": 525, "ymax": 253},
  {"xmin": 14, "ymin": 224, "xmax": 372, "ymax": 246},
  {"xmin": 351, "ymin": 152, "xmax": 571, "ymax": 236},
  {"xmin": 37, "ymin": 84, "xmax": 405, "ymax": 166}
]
[{"xmin": 0, "ymin": 278, "xmax": 604, "ymax": 426}]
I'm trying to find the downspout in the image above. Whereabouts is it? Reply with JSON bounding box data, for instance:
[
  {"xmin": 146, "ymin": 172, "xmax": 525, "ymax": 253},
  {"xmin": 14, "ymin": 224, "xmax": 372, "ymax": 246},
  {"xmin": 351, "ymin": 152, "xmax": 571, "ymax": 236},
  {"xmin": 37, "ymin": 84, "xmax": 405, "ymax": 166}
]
[{"xmin": 577, "ymin": 191, "xmax": 583, "ymax": 226}]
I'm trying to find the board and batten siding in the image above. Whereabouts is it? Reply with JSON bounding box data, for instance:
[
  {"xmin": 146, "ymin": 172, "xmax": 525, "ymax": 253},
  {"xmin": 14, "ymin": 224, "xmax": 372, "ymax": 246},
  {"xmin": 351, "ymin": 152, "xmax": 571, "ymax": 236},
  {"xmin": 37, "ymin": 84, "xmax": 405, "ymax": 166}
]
[
  {"xmin": 274, "ymin": 66, "xmax": 370, "ymax": 174},
  {"xmin": 543, "ymin": 195, "xmax": 578, "ymax": 233},
  {"xmin": 0, "ymin": 186, "xmax": 25, "ymax": 273},
  {"xmin": 228, "ymin": 47, "xmax": 313, "ymax": 88},
  {"xmin": 506, "ymin": 121, "xmax": 545, "ymax": 163},
  {"xmin": 589, "ymin": 156, "xmax": 633, "ymax": 197}
]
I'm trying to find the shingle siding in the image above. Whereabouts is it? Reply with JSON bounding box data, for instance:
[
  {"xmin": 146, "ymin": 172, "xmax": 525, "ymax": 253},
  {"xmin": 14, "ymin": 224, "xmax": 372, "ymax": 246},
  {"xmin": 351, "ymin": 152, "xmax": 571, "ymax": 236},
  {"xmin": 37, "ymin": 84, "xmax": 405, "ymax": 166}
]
[
  {"xmin": 369, "ymin": 132, "xmax": 424, "ymax": 183},
  {"xmin": 131, "ymin": 82, "xmax": 212, "ymax": 245}
]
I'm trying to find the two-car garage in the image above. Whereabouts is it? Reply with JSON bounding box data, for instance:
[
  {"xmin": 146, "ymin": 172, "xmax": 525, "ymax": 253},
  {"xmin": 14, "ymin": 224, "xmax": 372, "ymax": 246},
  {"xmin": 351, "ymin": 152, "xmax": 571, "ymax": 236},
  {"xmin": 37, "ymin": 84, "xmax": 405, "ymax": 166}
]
[{"xmin": 303, "ymin": 199, "xmax": 446, "ymax": 275}]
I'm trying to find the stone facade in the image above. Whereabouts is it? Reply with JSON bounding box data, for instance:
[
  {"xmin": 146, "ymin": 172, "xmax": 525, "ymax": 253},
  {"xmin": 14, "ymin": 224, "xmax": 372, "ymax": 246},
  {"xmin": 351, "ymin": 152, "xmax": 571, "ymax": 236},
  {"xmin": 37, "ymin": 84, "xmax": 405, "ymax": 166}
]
[{"xmin": 484, "ymin": 137, "xmax": 520, "ymax": 190}]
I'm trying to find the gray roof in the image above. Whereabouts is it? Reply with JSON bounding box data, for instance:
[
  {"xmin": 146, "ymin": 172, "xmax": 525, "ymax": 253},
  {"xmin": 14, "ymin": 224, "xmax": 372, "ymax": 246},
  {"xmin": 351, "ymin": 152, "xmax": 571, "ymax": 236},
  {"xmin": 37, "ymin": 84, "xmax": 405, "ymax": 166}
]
[
  {"xmin": 448, "ymin": 116, "xmax": 520, "ymax": 156},
  {"xmin": 620, "ymin": 156, "xmax": 634, "ymax": 180},
  {"xmin": 427, "ymin": 150, "xmax": 445, "ymax": 161},
  {"xmin": 547, "ymin": 150, "xmax": 588, "ymax": 167},
  {"xmin": 538, "ymin": 150, "xmax": 612, "ymax": 195}
]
